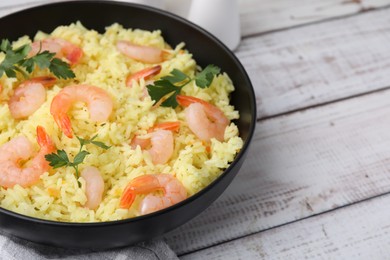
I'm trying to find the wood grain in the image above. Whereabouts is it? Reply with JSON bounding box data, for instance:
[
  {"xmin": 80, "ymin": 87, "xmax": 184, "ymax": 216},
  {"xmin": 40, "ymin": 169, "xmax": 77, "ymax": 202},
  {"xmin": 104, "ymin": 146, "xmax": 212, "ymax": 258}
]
[
  {"xmin": 164, "ymin": 88, "xmax": 390, "ymax": 255},
  {"xmin": 239, "ymin": 0, "xmax": 390, "ymax": 36},
  {"xmin": 181, "ymin": 194, "xmax": 390, "ymax": 259},
  {"xmin": 236, "ymin": 7, "xmax": 390, "ymax": 118}
]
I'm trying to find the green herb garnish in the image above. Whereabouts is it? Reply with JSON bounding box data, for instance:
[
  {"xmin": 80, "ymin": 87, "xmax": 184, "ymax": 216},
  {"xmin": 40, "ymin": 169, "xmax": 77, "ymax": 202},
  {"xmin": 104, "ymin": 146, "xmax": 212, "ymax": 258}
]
[
  {"xmin": 0, "ymin": 39, "xmax": 75, "ymax": 79},
  {"xmin": 45, "ymin": 135, "xmax": 110, "ymax": 187},
  {"xmin": 147, "ymin": 64, "xmax": 220, "ymax": 108},
  {"xmin": 76, "ymin": 134, "xmax": 111, "ymax": 150}
]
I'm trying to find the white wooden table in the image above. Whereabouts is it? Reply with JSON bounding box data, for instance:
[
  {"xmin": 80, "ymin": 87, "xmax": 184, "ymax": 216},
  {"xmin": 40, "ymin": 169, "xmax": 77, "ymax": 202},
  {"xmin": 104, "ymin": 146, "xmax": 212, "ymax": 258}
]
[{"xmin": 3, "ymin": 0, "xmax": 390, "ymax": 258}]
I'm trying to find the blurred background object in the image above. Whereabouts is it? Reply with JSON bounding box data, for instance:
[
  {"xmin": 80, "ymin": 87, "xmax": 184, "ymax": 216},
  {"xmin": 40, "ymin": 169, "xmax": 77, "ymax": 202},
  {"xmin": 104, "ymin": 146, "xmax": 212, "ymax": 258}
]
[
  {"xmin": 117, "ymin": 0, "xmax": 241, "ymax": 50},
  {"xmin": 187, "ymin": 0, "xmax": 241, "ymax": 50}
]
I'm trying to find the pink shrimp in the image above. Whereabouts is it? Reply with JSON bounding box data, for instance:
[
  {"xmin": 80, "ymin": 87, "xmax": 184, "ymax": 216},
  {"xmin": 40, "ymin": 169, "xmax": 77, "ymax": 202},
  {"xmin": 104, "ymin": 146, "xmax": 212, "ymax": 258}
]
[
  {"xmin": 29, "ymin": 38, "xmax": 83, "ymax": 65},
  {"xmin": 81, "ymin": 166, "xmax": 105, "ymax": 210},
  {"xmin": 131, "ymin": 121, "xmax": 180, "ymax": 149},
  {"xmin": 0, "ymin": 126, "xmax": 55, "ymax": 188},
  {"xmin": 50, "ymin": 84, "xmax": 113, "ymax": 138},
  {"xmin": 176, "ymin": 95, "xmax": 229, "ymax": 142},
  {"xmin": 8, "ymin": 77, "xmax": 57, "ymax": 119},
  {"xmin": 147, "ymin": 129, "xmax": 174, "ymax": 165},
  {"xmin": 131, "ymin": 121, "xmax": 180, "ymax": 164},
  {"xmin": 119, "ymin": 174, "xmax": 187, "ymax": 215},
  {"xmin": 117, "ymin": 41, "xmax": 169, "ymax": 64},
  {"xmin": 126, "ymin": 65, "xmax": 162, "ymax": 87}
]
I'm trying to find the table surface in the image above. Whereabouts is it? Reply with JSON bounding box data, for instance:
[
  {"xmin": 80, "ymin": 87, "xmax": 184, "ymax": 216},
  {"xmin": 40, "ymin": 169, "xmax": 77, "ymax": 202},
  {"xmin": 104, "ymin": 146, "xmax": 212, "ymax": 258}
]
[{"xmin": 2, "ymin": 0, "xmax": 390, "ymax": 259}]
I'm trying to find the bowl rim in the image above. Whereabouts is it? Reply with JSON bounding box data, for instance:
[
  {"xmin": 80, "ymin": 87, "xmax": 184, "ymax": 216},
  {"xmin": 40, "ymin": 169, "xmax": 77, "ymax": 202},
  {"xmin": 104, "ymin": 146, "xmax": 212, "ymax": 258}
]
[{"xmin": 0, "ymin": 0, "xmax": 257, "ymax": 227}]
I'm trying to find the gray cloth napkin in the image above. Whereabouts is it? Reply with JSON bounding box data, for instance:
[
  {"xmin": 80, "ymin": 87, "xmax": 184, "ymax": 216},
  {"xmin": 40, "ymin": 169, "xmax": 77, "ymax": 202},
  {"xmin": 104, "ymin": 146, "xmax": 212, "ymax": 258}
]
[{"xmin": 0, "ymin": 232, "xmax": 178, "ymax": 260}]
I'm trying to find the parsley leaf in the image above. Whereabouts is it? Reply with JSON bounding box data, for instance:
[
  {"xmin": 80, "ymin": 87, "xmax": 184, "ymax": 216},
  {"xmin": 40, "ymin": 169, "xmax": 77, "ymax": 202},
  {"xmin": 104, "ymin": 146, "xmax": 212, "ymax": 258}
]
[
  {"xmin": 45, "ymin": 149, "xmax": 69, "ymax": 169},
  {"xmin": 195, "ymin": 64, "xmax": 221, "ymax": 88},
  {"xmin": 147, "ymin": 79, "xmax": 181, "ymax": 108},
  {"xmin": 76, "ymin": 136, "xmax": 87, "ymax": 147},
  {"xmin": 147, "ymin": 65, "xmax": 220, "ymax": 108},
  {"xmin": 0, "ymin": 39, "xmax": 12, "ymax": 52},
  {"xmin": 45, "ymin": 135, "xmax": 110, "ymax": 187},
  {"xmin": 76, "ymin": 135, "xmax": 111, "ymax": 150},
  {"xmin": 20, "ymin": 50, "xmax": 55, "ymax": 73},
  {"xmin": 161, "ymin": 91, "xmax": 181, "ymax": 108},
  {"xmin": 162, "ymin": 69, "xmax": 189, "ymax": 84},
  {"xmin": 73, "ymin": 150, "xmax": 90, "ymax": 165},
  {"xmin": 90, "ymin": 140, "xmax": 111, "ymax": 150},
  {"xmin": 49, "ymin": 58, "xmax": 75, "ymax": 79},
  {"xmin": 0, "ymin": 43, "xmax": 31, "ymax": 78},
  {"xmin": 0, "ymin": 38, "xmax": 75, "ymax": 79}
]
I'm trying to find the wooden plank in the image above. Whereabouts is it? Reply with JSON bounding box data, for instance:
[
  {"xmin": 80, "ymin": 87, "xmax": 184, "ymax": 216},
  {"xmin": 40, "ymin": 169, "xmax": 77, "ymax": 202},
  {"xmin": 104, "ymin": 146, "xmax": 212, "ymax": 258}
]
[
  {"xmin": 164, "ymin": 88, "xmax": 390, "ymax": 255},
  {"xmin": 239, "ymin": 0, "xmax": 390, "ymax": 36},
  {"xmin": 235, "ymin": 7, "xmax": 390, "ymax": 118},
  {"xmin": 181, "ymin": 194, "xmax": 390, "ymax": 259}
]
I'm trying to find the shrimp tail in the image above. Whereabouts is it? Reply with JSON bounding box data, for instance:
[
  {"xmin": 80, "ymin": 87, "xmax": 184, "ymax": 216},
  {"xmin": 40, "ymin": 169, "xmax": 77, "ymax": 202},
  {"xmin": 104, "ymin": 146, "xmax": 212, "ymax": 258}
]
[
  {"xmin": 119, "ymin": 188, "xmax": 136, "ymax": 209},
  {"xmin": 34, "ymin": 126, "xmax": 56, "ymax": 172},
  {"xmin": 130, "ymin": 136, "xmax": 151, "ymax": 150},
  {"xmin": 55, "ymin": 113, "xmax": 73, "ymax": 138},
  {"xmin": 149, "ymin": 121, "xmax": 180, "ymax": 132},
  {"xmin": 176, "ymin": 95, "xmax": 208, "ymax": 107},
  {"xmin": 36, "ymin": 126, "xmax": 55, "ymax": 150},
  {"xmin": 126, "ymin": 65, "xmax": 162, "ymax": 87}
]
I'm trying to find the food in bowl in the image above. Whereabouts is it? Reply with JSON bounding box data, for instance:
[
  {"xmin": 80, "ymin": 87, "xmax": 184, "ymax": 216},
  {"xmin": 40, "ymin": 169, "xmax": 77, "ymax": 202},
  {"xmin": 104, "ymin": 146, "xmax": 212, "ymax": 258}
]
[{"xmin": 0, "ymin": 22, "xmax": 243, "ymax": 222}]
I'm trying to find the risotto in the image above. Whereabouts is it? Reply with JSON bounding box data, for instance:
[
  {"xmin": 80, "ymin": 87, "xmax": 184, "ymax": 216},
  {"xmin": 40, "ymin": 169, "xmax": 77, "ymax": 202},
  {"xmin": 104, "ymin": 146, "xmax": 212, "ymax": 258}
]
[{"xmin": 0, "ymin": 22, "xmax": 243, "ymax": 222}]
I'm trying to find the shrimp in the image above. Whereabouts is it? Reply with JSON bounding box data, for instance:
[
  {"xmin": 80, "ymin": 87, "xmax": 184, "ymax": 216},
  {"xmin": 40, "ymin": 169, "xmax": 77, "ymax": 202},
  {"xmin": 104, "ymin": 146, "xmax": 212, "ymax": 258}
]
[
  {"xmin": 0, "ymin": 126, "xmax": 55, "ymax": 188},
  {"xmin": 119, "ymin": 174, "xmax": 187, "ymax": 215},
  {"xmin": 132, "ymin": 130, "xmax": 174, "ymax": 165},
  {"xmin": 147, "ymin": 129, "xmax": 174, "ymax": 165},
  {"xmin": 131, "ymin": 121, "xmax": 180, "ymax": 164},
  {"xmin": 126, "ymin": 65, "xmax": 162, "ymax": 87},
  {"xmin": 29, "ymin": 38, "xmax": 83, "ymax": 65},
  {"xmin": 81, "ymin": 166, "xmax": 105, "ymax": 210},
  {"xmin": 8, "ymin": 77, "xmax": 57, "ymax": 119},
  {"xmin": 117, "ymin": 41, "xmax": 169, "ymax": 64},
  {"xmin": 50, "ymin": 84, "xmax": 113, "ymax": 138},
  {"xmin": 131, "ymin": 121, "xmax": 180, "ymax": 149},
  {"xmin": 176, "ymin": 95, "xmax": 229, "ymax": 142}
]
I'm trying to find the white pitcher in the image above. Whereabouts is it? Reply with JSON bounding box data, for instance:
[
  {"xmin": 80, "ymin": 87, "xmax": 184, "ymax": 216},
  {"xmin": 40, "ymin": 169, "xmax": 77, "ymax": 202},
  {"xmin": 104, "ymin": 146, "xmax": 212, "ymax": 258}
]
[
  {"xmin": 186, "ymin": 0, "xmax": 241, "ymax": 50},
  {"xmin": 121, "ymin": 0, "xmax": 241, "ymax": 50}
]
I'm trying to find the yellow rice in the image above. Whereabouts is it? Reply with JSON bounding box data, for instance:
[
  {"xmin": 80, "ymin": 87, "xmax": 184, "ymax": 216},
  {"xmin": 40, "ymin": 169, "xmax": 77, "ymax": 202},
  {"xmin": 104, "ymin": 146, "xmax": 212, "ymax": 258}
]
[{"xmin": 0, "ymin": 22, "xmax": 243, "ymax": 222}]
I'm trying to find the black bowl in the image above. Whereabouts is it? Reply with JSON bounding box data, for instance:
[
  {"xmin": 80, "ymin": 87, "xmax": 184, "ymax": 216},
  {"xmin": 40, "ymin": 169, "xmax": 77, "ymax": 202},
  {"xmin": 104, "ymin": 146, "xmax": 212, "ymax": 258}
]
[{"xmin": 0, "ymin": 0, "xmax": 256, "ymax": 249}]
